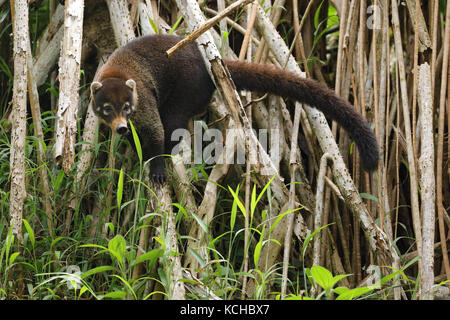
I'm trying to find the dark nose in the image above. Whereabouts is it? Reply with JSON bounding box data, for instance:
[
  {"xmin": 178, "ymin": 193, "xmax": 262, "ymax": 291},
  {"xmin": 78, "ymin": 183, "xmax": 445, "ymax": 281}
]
[{"xmin": 116, "ymin": 123, "xmax": 128, "ymax": 135}]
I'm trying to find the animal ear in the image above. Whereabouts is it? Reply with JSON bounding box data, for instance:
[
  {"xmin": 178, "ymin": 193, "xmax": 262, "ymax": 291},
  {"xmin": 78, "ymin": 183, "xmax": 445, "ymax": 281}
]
[
  {"xmin": 125, "ymin": 79, "xmax": 136, "ymax": 90},
  {"xmin": 91, "ymin": 81, "xmax": 103, "ymax": 94}
]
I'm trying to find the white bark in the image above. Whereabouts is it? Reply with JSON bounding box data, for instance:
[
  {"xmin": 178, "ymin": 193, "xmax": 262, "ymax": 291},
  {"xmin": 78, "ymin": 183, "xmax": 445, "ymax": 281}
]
[
  {"xmin": 138, "ymin": 0, "xmax": 157, "ymax": 35},
  {"xmin": 10, "ymin": 0, "xmax": 29, "ymax": 241},
  {"xmin": 33, "ymin": 4, "xmax": 64, "ymax": 87},
  {"xmin": 106, "ymin": 0, "xmax": 135, "ymax": 47},
  {"xmin": 54, "ymin": 0, "xmax": 85, "ymax": 173},
  {"xmin": 417, "ymin": 63, "xmax": 435, "ymax": 300}
]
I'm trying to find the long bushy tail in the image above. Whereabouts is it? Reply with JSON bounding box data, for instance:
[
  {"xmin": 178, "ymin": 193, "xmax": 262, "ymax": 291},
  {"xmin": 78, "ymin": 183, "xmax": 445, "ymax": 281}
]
[{"xmin": 225, "ymin": 60, "xmax": 379, "ymax": 171}]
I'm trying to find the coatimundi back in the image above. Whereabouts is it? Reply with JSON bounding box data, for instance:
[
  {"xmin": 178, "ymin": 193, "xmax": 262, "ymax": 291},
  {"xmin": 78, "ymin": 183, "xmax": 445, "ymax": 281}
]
[{"xmin": 91, "ymin": 34, "xmax": 378, "ymax": 182}]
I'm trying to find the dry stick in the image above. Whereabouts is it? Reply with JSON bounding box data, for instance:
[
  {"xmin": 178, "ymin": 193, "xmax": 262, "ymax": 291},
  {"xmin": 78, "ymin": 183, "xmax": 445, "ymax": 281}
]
[
  {"xmin": 371, "ymin": 0, "xmax": 382, "ymax": 231},
  {"xmin": 391, "ymin": 0, "xmax": 422, "ymax": 271},
  {"xmin": 281, "ymin": 101, "xmax": 302, "ymax": 298},
  {"xmin": 430, "ymin": 0, "xmax": 439, "ymax": 94},
  {"xmin": 380, "ymin": 0, "xmax": 401, "ymax": 300},
  {"xmin": 241, "ymin": 2, "xmax": 256, "ymax": 300},
  {"xmin": 166, "ymin": 0, "xmax": 254, "ymax": 57},
  {"xmin": 411, "ymin": 0, "xmax": 420, "ymax": 173},
  {"xmin": 418, "ymin": 63, "xmax": 436, "ymax": 300},
  {"xmin": 26, "ymin": 37, "xmax": 53, "ymax": 237},
  {"xmin": 238, "ymin": 1, "xmax": 257, "ymax": 61},
  {"xmin": 204, "ymin": 7, "xmax": 260, "ymax": 46},
  {"xmin": 282, "ymin": 0, "xmax": 316, "ymax": 76},
  {"xmin": 436, "ymin": 0, "xmax": 450, "ymax": 281},
  {"xmin": 357, "ymin": 0, "xmax": 368, "ymax": 222},
  {"xmin": 312, "ymin": 153, "xmax": 333, "ymax": 268}
]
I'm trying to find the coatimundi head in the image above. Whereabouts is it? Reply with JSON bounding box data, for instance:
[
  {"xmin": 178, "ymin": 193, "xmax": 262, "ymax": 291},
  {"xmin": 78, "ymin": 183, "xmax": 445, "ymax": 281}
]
[{"xmin": 90, "ymin": 78, "xmax": 137, "ymax": 135}]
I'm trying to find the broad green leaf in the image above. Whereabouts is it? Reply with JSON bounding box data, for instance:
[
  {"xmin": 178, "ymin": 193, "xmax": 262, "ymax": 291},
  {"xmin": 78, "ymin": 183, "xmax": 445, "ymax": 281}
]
[
  {"xmin": 82, "ymin": 266, "xmax": 116, "ymax": 279},
  {"xmin": 133, "ymin": 249, "xmax": 164, "ymax": 269},
  {"xmin": 310, "ymin": 265, "xmax": 334, "ymax": 291},
  {"xmin": 108, "ymin": 235, "xmax": 126, "ymax": 264},
  {"xmin": 102, "ymin": 291, "xmax": 127, "ymax": 299}
]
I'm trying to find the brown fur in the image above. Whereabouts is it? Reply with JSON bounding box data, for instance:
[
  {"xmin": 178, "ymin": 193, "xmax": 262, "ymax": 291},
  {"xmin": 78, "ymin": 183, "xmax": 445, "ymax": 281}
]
[{"xmin": 91, "ymin": 34, "xmax": 378, "ymax": 182}]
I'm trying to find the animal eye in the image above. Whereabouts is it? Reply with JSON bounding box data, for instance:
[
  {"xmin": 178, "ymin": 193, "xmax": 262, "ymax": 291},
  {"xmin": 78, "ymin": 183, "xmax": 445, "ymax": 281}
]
[
  {"xmin": 103, "ymin": 104, "xmax": 113, "ymax": 116},
  {"xmin": 123, "ymin": 102, "xmax": 131, "ymax": 113}
]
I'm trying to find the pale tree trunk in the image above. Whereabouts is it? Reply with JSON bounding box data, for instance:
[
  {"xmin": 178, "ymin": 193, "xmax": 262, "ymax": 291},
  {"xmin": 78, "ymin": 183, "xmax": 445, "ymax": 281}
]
[
  {"xmin": 106, "ymin": 0, "xmax": 135, "ymax": 47},
  {"xmin": 9, "ymin": 0, "xmax": 29, "ymax": 242},
  {"xmin": 54, "ymin": 0, "xmax": 85, "ymax": 173},
  {"xmin": 417, "ymin": 63, "xmax": 435, "ymax": 300}
]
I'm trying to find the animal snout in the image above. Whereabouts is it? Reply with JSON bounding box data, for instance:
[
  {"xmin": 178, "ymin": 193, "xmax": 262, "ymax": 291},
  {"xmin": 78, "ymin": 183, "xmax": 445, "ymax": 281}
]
[{"xmin": 116, "ymin": 122, "xmax": 128, "ymax": 135}]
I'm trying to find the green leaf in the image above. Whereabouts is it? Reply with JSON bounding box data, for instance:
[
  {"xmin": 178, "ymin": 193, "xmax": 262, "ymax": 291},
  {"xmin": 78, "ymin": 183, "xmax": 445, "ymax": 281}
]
[
  {"xmin": 310, "ymin": 265, "xmax": 334, "ymax": 291},
  {"xmin": 133, "ymin": 249, "xmax": 164, "ymax": 269},
  {"xmin": 108, "ymin": 235, "xmax": 127, "ymax": 265},
  {"xmin": 53, "ymin": 169, "xmax": 65, "ymax": 193},
  {"xmin": 228, "ymin": 185, "xmax": 246, "ymax": 218},
  {"xmin": 302, "ymin": 223, "xmax": 334, "ymax": 258},
  {"xmin": 82, "ymin": 266, "xmax": 116, "ymax": 279},
  {"xmin": 189, "ymin": 248, "xmax": 206, "ymax": 268},
  {"xmin": 230, "ymin": 194, "xmax": 238, "ymax": 231},
  {"xmin": 314, "ymin": 0, "xmax": 325, "ymax": 29},
  {"xmin": 253, "ymin": 240, "xmax": 263, "ymax": 267},
  {"xmin": 169, "ymin": 15, "xmax": 183, "ymax": 34},
  {"xmin": 117, "ymin": 168, "xmax": 124, "ymax": 210},
  {"xmin": 102, "ymin": 291, "xmax": 127, "ymax": 299},
  {"xmin": 360, "ymin": 193, "xmax": 379, "ymax": 203},
  {"xmin": 336, "ymin": 286, "xmax": 372, "ymax": 300},
  {"xmin": 191, "ymin": 212, "xmax": 208, "ymax": 234},
  {"xmin": 111, "ymin": 274, "xmax": 136, "ymax": 299},
  {"xmin": 269, "ymin": 208, "xmax": 301, "ymax": 235},
  {"xmin": 153, "ymin": 236, "xmax": 166, "ymax": 249},
  {"xmin": 8, "ymin": 252, "xmax": 20, "ymax": 266},
  {"xmin": 147, "ymin": 17, "xmax": 158, "ymax": 34},
  {"xmin": 129, "ymin": 120, "xmax": 142, "ymax": 164},
  {"xmin": 23, "ymin": 219, "xmax": 35, "ymax": 249}
]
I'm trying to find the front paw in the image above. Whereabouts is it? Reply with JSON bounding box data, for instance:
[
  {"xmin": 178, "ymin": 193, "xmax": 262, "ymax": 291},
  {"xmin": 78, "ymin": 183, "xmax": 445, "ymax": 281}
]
[
  {"xmin": 150, "ymin": 171, "xmax": 167, "ymax": 183},
  {"xmin": 150, "ymin": 166, "xmax": 167, "ymax": 183}
]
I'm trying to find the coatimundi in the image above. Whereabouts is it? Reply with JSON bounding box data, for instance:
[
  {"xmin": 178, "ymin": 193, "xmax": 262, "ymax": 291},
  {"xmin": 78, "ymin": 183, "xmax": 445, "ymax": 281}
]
[{"xmin": 90, "ymin": 34, "xmax": 378, "ymax": 182}]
